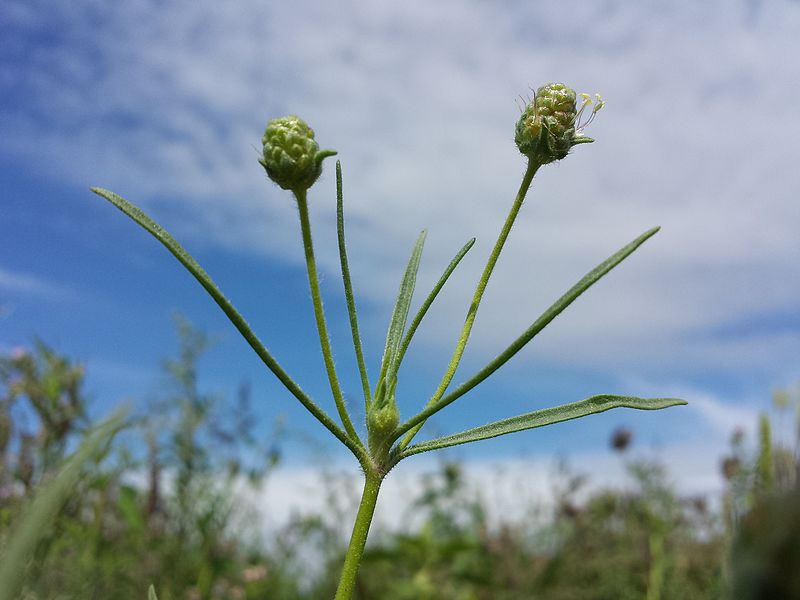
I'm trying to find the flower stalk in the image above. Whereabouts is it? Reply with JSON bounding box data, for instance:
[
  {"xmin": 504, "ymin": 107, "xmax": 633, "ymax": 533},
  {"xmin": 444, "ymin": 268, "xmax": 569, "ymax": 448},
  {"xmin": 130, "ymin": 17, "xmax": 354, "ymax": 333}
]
[
  {"xmin": 294, "ymin": 187, "xmax": 363, "ymax": 447},
  {"xmin": 398, "ymin": 157, "xmax": 541, "ymax": 450}
]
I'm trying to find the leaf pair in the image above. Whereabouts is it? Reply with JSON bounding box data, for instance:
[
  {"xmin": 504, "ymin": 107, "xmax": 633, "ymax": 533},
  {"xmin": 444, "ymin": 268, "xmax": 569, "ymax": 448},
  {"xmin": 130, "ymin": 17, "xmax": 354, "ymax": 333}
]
[
  {"xmin": 374, "ymin": 230, "xmax": 426, "ymax": 408},
  {"xmin": 373, "ymin": 230, "xmax": 476, "ymax": 416}
]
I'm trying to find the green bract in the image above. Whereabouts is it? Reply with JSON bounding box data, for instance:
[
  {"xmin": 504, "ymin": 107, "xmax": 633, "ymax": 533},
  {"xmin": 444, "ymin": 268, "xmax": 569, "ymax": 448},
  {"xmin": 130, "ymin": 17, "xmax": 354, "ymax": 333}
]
[
  {"xmin": 515, "ymin": 82, "xmax": 594, "ymax": 164},
  {"xmin": 90, "ymin": 84, "xmax": 682, "ymax": 600},
  {"xmin": 259, "ymin": 115, "xmax": 336, "ymax": 192}
]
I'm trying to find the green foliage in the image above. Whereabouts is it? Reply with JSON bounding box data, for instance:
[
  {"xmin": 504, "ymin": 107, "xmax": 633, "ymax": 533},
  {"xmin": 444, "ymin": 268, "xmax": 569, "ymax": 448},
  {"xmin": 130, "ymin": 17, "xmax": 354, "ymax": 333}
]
[
  {"xmin": 755, "ymin": 413, "xmax": 775, "ymax": 496},
  {"xmin": 725, "ymin": 383, "xmax": 800, "ymax": 598},
  {"xmin": 0, "ymin": 342, "xmax": 88, "ymax": 488},
  {"xmin": 536, "ymin": 461, "xmax": 722, "ymax": 600},
  {"xmin": 142, "ymin": 316, "xmax": 279, "ymax": 599},
  {"xmin": 357, "ymin": 464, "xmax": 491, "ymax": 600},
  {"xmin": 0, "ymin": 410, "xmax": 125, "ymax": 600},
  {"xmin": 2, "ymin": 341, "xmax": 800, "ymax": 597},
  {"xmin": 730, "ymin": 490, "xmax": 800, "ymax": 599},
  {"xmin": 353, "ymin": 458, "xmax": 723, "ymax": 600},
  {"xmin": 0, "ymin": 323, "xmax": 278, "ymax": 599}
]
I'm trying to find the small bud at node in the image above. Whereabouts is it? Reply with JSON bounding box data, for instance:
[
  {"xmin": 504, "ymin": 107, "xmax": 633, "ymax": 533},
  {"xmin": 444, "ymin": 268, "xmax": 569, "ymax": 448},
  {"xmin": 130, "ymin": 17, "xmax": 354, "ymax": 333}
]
[{"xmin": 367, "ymin": 401, "xmax": 400, "ymax": 458}]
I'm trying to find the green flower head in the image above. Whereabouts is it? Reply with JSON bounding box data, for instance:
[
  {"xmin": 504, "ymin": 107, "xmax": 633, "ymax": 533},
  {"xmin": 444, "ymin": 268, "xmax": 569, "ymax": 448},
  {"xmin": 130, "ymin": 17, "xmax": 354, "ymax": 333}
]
[
  {"xmin": 259, "ymin": 115, "xmax": 337, "ymax": 193},
  {"xmin": 515, "ymin": 83, "xmax": 603, "ymax": 164}
]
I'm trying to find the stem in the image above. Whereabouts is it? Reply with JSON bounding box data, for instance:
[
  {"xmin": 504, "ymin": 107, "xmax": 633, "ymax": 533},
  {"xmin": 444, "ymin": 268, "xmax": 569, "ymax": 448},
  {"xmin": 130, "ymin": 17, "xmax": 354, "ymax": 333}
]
[
  {"xmin": 295, "ymin": 189, "xmax": 362, "ymax": 446},
  {"xmin": 336, "ymin": 162, "xmax": 372, "ymax": 409},
  {"xmin": 335, "ymin": 472, "xmax": 382, "ymax": 600},
  {"xmin": 398, "ymin": 159, "xmax": 540, "ymax": 448},
  {"xmin": 646, "ymin": 530, "xmax": 665, "ymax": 600}
]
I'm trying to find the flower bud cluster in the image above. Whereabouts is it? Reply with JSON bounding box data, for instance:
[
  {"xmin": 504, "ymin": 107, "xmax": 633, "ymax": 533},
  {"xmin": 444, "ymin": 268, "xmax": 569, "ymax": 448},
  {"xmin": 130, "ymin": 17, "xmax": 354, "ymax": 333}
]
[
  {"xmin": 259, "ymin": 115, "xmax": 336, "ymax": 192},
  {"xmin": 515, "ymin": 83, "xmax": 600, "ymax": 164}
]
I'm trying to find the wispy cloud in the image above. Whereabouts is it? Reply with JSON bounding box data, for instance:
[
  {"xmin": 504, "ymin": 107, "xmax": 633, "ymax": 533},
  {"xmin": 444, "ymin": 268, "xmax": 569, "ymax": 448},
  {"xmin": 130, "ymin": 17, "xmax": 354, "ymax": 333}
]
[
  {"xmin": 2, "ymin": 0, "xmax": 799, "ymax": 375},
  {"xmin": 675, "ymin": 388, "xmax": 760, "ymax": 439},
  {"xmin": 0, "ymin": 266, "xmax": 72, "ymax": 297}
]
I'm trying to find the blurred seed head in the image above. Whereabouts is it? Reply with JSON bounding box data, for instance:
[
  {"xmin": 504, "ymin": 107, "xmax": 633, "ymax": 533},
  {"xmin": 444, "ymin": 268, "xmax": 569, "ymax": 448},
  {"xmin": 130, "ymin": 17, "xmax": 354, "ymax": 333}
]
[
  {"xmin": 610, "ymin": 427, "xmax": 633, "ymax": 452},
  {"xmin": 721, "ymin": 456, "xmax": 741, "ymax": 481}
]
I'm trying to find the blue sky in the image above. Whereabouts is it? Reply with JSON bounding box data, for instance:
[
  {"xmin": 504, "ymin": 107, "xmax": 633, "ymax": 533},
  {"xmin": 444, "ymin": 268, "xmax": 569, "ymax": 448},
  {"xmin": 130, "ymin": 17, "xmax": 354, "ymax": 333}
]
[{"xmin": 2, "ymin": 0, "xmax": 800, "ymax": 493}]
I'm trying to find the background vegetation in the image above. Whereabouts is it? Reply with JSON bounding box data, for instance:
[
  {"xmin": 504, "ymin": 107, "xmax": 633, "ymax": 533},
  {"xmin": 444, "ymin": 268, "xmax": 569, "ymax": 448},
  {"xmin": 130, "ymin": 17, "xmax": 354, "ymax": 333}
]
[{"xmin": 1, "ymin": 320, "xmax": 798, "ymax": 599}]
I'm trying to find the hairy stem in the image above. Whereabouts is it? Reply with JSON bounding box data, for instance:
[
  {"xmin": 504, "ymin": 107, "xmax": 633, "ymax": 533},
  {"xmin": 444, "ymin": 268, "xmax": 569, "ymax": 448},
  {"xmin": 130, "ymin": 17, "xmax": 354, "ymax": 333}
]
[
  {"xmin": 399, "ymin": 159, "xmax": 540, "ymax": 448},
  {"xmin": 335, "ymin": 472, "xmax": 382, "ymax": 600},
  {"xmin": 295, "ymin": 189, "xmax": 362, "ymax": 446}
]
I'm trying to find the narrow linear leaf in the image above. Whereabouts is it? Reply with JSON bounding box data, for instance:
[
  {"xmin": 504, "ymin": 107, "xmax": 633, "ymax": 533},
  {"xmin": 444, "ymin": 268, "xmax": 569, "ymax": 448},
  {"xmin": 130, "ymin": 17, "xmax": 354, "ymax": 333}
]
[
  {"xmin": 90, "ymin": 188, "xmax": 360, "ymax": 458},
  {"xmin": 394, "ymin": 238, "xmax": 475, "ymax": 369},
  {"xmin": 395, "ymin": 226, "xmax": 660, "ymax": 444},
  {"xmin": 336, "ymin": 161, "xmax": 372, "ymax": 408},
  {"xmin": 148, "ymin": 585, "xmax": 159, "ymax": 600},
  {"xmin": 0, "ymin": 408, "xmax": 127, "ymax": 600},
  {"xmin": 400, "ymin": 395, "xmax": 687, "ymax": 458},
  {"xmin": 388, "ymin": 231, "xmax": 427, "ymax": 365},
  {"xmin": 375, "ymin": 229, "xmax": 427, "ymax": 399}
]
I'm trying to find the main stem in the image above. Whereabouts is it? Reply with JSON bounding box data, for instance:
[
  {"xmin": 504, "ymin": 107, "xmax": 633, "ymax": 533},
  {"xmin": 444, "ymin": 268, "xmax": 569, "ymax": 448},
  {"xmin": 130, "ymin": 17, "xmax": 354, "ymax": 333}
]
[
  {"xmin": 295, "ymin": 189, "xmax": 362, "ymax": 446},
  {"xmin": 334, "ymin": 472, "xmax": 382, "ymax": 600}
]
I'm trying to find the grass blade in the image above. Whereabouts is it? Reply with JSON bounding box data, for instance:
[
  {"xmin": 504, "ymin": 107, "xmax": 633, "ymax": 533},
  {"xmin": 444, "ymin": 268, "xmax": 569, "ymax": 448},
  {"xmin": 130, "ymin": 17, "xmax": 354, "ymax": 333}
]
[
  {"xmin": 0, "ymin": 408, "xmax": 127, "ymax": 600},
  {"xmin": 399, "ymin": 395, "xmax": 686, "ymax": 458}
]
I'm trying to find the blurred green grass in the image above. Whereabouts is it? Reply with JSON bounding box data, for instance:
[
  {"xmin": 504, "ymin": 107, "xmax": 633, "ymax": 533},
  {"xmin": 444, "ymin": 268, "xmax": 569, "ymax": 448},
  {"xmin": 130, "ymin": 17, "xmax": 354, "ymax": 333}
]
[{"xmin": 2, "ymin": 322, "xmax": 798, "ymax": 599}]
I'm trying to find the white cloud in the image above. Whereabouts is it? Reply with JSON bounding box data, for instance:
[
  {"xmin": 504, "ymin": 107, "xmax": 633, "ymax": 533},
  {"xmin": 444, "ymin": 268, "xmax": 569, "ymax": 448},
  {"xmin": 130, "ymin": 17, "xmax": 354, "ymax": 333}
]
[
  {"xmin": 2, "ymin": 0, "xmax": 799, "ymax": 376},
  {"xmin": 0, "ymin": 266, "xmax": 72, "ymax": 297},
  {"xmin": 236, "ymin": 438, "xmax": 729, "ymax": 539},
  {"xmin": 689, "ymin": 394, "xmax": 759, "ymax": 438},
  {"xmin": 240, "ymin": 387, "xmax": 761, "ymax": 538}
]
